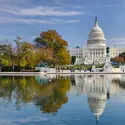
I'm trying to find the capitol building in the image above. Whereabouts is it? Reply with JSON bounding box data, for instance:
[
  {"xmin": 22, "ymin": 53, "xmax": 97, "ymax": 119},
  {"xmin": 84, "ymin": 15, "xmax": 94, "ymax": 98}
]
[{"xmin": 69, "ymin": 17, "xmax": 125, "ymax": 65}]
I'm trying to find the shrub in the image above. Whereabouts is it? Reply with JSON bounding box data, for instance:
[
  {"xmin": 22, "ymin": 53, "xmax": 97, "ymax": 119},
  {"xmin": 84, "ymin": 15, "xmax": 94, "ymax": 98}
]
[{"xmin": 35, "ymin": 70, "xmax": 40, "ymax": 72}]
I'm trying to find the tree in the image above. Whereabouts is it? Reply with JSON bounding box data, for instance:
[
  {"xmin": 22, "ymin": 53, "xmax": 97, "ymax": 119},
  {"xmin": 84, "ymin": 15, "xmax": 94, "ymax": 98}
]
[
  {"xmin": 119, "ymin": 52, "xmax": 125, "ymax": 60},
  {"xmin": 71, "ymin": 56, "xmax": 76, "ymax": 65},
  {"xmin": 111, "ymin": 57, "xmax": 125, "ymax": 64},
  {"xmin": 55, "ymin": 49, "xmax": 71, "ymax": 65},
  {"xmin": 2, "ymin": 37, "xmax": 36, "ymax": 71},
  {"xmin": 34, "ymin": 48, "xmax": 54, "ymax": 67},
  {"xmin": 14, "ymin": 37, "xmax": 34, "ymax": 67},
  {"xmin": 0, "ymin": 43, "xmax": 8, "ymax": 71},
  {"xmin": 34, "ymin": 30, "xmax": 70, "ymax": 65},
  {"xmin": 3, "ymin": 41, "xmax": 17, "ymax": 71}
]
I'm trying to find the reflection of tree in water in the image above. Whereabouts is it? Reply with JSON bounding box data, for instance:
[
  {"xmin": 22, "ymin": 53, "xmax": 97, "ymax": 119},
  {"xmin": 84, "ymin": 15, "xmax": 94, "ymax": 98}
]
[
  {"xmin": 0, "ymin": 76, "xmax": 71, "ymax": 112},
  {"xmin": 70, "ymin": 75, "xmax": 76, "ymax": 86},
  {"xmin": 35, "ymin": 77, "xmax": 70, "ymax": 113},
  {"xmin": 0, "ymin": 76, "xmax": 15, "ymax": 103}
]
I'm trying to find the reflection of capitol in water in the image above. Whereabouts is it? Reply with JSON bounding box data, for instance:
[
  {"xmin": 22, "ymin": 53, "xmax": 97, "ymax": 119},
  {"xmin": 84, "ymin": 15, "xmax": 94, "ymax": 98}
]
[{"xmin": 70, "ymin": 75, "xmax": 125, "ymax": 124}]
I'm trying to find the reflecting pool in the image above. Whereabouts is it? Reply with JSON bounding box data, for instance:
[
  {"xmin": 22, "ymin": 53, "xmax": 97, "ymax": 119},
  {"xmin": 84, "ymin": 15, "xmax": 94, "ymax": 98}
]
[{"xmin": 1, "ymin": 74, "xmax": 125, "ymax": 125}]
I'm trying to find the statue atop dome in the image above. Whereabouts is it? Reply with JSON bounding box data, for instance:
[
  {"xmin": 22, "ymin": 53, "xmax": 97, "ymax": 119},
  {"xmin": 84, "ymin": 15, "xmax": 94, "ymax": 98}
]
[
  {"xmin": 96, "ymin": 115, "xmax": 100, "ymax": 124},
  {"xmin": 95, "ymin": 16, "xmax": 98, "ymax": 26}
]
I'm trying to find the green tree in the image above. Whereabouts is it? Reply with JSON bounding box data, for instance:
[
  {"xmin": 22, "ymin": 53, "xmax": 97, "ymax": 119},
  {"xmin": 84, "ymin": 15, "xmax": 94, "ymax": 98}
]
[
  {"xmin": 3, "ymin": 41, "xmax": 17, "ymax": 71},
  {"xmin": 2, "ymin": 37, "xmax": 35, "ymax": 71},
  {"xmin": 71, "ymin": 56, "xmax": 76, "ymax": 65},
  {"xmin": 14, "ymin": 37, "xmax": 33, "ymax": 68},
  {"xmin": 34, "ymin": 48, "xmax": 54, "ymax": 67},
  {"xmin": 0, "ymin": 43, "xmax": 8, "ymax": 70}
]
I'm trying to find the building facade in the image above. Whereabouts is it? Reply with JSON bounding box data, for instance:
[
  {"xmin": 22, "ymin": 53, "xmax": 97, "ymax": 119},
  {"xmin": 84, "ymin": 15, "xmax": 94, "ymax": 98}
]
[
  {"xmin": 69, "ymin": 46, "xmax": 83, "ymax": 58},
  {"xmin": 69, "ymin": 17, "xmax": 125, "ymax": 65}
]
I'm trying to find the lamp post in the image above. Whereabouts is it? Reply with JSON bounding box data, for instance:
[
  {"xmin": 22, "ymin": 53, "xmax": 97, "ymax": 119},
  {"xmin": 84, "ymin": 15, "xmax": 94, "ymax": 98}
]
[
  {"xmin": 0, "ymin": 59, "xmax": 1, "ymax": 72},
  {"xmin": 0, "ymin": 53, "xmax": 3, "ymax": 72}
]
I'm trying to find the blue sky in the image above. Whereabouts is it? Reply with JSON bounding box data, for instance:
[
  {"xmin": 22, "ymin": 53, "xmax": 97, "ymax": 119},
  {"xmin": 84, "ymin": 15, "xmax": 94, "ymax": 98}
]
[{"xmin": 0, "ymin": 0, "xmax": 125, "ymax": 48}]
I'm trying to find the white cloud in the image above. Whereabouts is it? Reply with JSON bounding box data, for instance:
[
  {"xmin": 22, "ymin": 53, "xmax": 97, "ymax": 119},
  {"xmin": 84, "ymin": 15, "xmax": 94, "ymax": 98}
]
[
  {"xmin": 0, "ymin": 0, "xmax": 30, "ymax": 5},
  {"xmin": 107, "ymin": 36, "xmax": 125, "ymax": 45},
  {"xmin": 0, "ymin": 6, "xmax": 84, "ymax": 16},
  {"xmin": 0, "ymin": 16, "xmax": 79, "ymax": 24},
  {"xmin": 0, "ymin": 1, "xmax": 83, "ymax": 26},
  {"xmin": 113, "ymin": 42, "xmax": 125, "ymax": 44},
  {"xmin": 52, "ymin": 0, "xmax": 77, "ymax": 7},
  {"xmin": 0, "ymin": 116, "xmax": 48, "ymax": 125},
  {"xmin": 21, "ymin": 6, "xmax": 84, "ymax": 16},
  {"xmin": 108, "ymin": 37, "xmax": 125, "ymax": 41},
  {"xmin": 52, "ymin": 0, "xmax": 122, "ymax": 8},
  {"xmin": 66, "ymin": 19, "xmax": 79, "ymax": 23}
]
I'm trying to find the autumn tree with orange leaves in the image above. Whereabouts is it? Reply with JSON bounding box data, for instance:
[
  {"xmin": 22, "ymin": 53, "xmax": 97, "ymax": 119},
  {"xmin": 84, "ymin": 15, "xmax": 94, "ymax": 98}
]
[
  {"xmin": 111, "ymin": 56, "xmax": 125, "ymax": 64},
  {"xmin": 34, "ymin": 30, "xmax": 71, "ymax": 65}
]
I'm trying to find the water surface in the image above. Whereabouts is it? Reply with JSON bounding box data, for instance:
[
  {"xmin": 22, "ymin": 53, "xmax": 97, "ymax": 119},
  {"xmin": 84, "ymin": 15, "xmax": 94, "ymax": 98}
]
[{"xmin": 0, "ymin": 74, "xmax": 125, "ymax": 125}]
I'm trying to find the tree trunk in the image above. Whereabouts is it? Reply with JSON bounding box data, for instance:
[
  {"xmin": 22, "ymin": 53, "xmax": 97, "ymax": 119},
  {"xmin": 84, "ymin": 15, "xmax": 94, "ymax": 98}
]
[
  {"xmin": 12, "ymin": 58, "xmax": 14, "ymax": 71},
  {"xmin": 18, "ymin": 58, "xmax": 20, "ymax": 67}
]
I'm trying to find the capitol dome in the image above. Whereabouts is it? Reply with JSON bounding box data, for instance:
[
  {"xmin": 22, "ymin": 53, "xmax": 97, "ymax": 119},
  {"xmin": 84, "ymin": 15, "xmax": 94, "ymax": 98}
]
[{"xmin": 87, "ymin": 17, "xmax": 106, "ymax": 47}]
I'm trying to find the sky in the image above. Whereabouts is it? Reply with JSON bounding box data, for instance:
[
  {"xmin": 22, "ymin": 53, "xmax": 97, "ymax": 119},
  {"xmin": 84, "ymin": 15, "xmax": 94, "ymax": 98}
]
[{"xmin": 0, "ymin": 0, "xmax": 125, "ymax": 48}]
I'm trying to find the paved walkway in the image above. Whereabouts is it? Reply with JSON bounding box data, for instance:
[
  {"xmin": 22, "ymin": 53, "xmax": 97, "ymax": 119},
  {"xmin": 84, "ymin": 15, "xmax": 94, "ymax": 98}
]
[
  {"xmin": 0, "ymin": 71, "xmax": 124, "ymax": 76},
  {"xmin": 47, "ymin": 72, "xmax": 125, "ymax": 74},
  {"xmin": 0, "ymin": 72, "xmax": 46, "ymax": 76}
]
